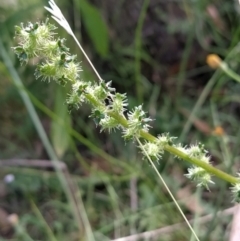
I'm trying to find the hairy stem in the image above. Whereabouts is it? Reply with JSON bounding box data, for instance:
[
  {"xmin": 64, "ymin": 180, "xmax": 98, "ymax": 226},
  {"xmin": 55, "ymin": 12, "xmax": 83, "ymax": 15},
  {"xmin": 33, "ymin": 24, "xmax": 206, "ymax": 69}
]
[{"xmin": 83, "ymin": 94, "xmax": 239, "ymax": 185}]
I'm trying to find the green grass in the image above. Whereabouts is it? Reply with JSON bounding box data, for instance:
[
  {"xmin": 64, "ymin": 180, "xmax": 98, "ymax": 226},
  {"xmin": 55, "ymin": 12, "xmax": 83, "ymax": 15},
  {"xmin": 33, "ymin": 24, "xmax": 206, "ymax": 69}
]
[{"xmin": 0, "ymin": 0, "xmax": 240, "ymax": 240}]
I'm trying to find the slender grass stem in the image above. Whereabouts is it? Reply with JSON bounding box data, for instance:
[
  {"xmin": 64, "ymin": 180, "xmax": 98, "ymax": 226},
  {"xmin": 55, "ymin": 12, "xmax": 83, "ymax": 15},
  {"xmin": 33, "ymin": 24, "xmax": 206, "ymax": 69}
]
[
  {"xmin": 31, "ymin": 200, "xmax": 58, "ymax": 241},
  {"xmin": 0, "ymin": 39, "xmax": 84, "ymax": 235},
  {"xmin": 137, "ymin": 138, "xmax": 201, "ymax": 241},
  {"xmin": 134, "ymin": 0, "xmax": 150, "ymax": 102},
  {"xmin": 220, "ymin": 62, "xmax": 240, "ymax": 83}
]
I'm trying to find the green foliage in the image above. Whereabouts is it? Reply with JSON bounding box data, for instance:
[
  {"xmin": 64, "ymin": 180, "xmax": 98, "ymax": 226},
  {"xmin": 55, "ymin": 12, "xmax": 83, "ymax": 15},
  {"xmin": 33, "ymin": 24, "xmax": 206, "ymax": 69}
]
[
  {"xmin": 75, "ymin": 0, "xmax": 109, "ymax": 57},
  {"xmin": 51, "ymin": 86, "xmax": 71, "ymax": 158},
  {"xmin": 1, "ymin": 0, "xmax": 240, "ymax": 240}
]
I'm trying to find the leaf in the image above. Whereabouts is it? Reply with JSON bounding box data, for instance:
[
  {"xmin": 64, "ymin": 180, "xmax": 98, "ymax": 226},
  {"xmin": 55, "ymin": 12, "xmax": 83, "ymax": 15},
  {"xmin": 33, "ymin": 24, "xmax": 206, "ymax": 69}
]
[
  {"xmin": 51, "ymin": 86, "xmax": 71, "ymax": 158},
  {"xmin": 76, "ymin": 0, "xmax": 109, "ymax": 57}
]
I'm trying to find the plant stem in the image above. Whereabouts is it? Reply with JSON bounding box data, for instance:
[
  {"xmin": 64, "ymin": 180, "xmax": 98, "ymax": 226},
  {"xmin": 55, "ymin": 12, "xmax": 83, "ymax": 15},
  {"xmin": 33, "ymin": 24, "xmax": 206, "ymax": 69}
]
[
  {"xmin": 55, "ymin": 0, "xmax": 239, "ymax": 186},
  {"xmin": 84, "ymin": 95, "xmax": 239, "ymax": 185},
  {"xmin": 220, "ymin": 62, "xmax": 240, "ymax": 83},
  {"xmin": 141, "ymin": 131, "xmax": 238, "ymax": 184},
  {"xmin": 137, "ymin": 138, "xmax": 200, "ymax": 241},
  {"xmin": 134, "ymin": 0, "xmax": 150, "ymax": 103}
]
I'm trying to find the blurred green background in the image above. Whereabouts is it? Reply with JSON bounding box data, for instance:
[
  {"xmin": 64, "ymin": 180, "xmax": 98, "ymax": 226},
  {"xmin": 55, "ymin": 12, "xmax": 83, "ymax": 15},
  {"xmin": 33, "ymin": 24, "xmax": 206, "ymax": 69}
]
[{"xmin": 1, "ymin": 0, "xmax": 240, "ymax": 240}]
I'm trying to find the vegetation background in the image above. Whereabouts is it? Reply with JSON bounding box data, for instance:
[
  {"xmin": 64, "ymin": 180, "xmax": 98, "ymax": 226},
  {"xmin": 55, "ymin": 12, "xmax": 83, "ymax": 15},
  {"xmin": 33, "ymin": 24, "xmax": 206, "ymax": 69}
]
[{"xmin": 0, "ymin": 0, "xmax": 240, "ymax": 240}]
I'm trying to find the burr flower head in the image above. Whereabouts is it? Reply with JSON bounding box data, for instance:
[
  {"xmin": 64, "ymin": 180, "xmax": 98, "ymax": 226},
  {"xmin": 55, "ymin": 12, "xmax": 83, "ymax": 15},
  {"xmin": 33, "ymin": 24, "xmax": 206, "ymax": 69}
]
[
  {"xmin": 140, "ymin": 141, "xmax": 164, "ymax": 162},
  {"xmin": 110, "ymin": 93, "xmax": 128, "ymax": 114},
  {"xmin": 66, "ymin": 80, "xmax": 88, "ymax": 111},
  {"xmin": 99, "ymin": 116, "xmax": 120, "ymax": 132},
  {"xmin": 35, "ymin": 53, "xmax": 82, "ymax": 84},
  {"xmin": 185, "ymin": 166, "xmax": 214, "ymax": 189},
  {"xmin": 123, "ymin": 105, "xmax": 152, "ymax": 140},
  {"xmin": 89, "ymin": 80, "xmax": 115, "ymax": 102},
  {"xmin": 13, "ymin": 20, "xmax": 57, "ymax": 63},
  {"xmin": 157, "ymin": 133, "xmax": 176, "ymax": 146},
  {"xmin": 187, "ymin": 143, "xmax": 208, "ymax": 160}
]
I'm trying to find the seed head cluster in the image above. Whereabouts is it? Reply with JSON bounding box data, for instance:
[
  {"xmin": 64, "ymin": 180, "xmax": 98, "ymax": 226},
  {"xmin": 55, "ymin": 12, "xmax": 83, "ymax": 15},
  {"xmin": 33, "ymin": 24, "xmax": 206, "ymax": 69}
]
[{"xmin": 12, "ymin": 14, "xmax": 240, "ymax": 202}]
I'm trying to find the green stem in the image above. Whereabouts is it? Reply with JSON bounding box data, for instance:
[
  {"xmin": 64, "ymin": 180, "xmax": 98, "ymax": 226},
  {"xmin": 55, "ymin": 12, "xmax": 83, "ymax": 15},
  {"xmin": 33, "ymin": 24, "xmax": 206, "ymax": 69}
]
[
  {"xmin": 220, "ymin": 62, "xmax": 240, "ymax": 83},
  {"xmin": 134, "ymin": 0, "xmax": 150, "ymax": 102},
  {"xmin": 137, "ymin": 138, "xmax": 200, "ymax": 241},
  {"xmin": 84, "ymin": 94, "xmax": 239, "ymax": 185},
  {"xmin": 140, "ymin": 130, "xmax": 238, "ymax": 184},
  {"xmin": 164, "ymin": 145, "xmax": 237, "ymax": 183},
  {"xmin": 176, "ymin": 22, "xmax": 195, "ymax": 100}
]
